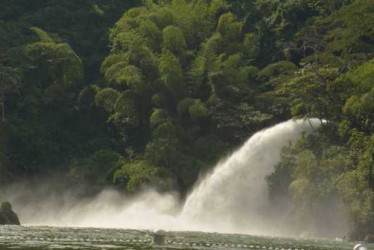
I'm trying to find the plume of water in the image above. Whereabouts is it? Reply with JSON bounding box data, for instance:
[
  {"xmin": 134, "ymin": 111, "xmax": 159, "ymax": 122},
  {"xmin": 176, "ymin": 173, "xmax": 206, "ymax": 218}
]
[
  {"xmin": 4, "ymin": 119, "xmax": 342, "ymax": 237},
  {"xmin": 179, "ymin": 118, "xmax": 322, "ymax": 234}
]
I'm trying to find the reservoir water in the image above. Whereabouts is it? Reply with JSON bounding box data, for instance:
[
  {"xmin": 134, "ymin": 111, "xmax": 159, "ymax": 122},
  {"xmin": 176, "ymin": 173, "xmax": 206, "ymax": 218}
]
[{"xmin": 0, "ymin": 225, "xmax": 365, "ymax": 250}]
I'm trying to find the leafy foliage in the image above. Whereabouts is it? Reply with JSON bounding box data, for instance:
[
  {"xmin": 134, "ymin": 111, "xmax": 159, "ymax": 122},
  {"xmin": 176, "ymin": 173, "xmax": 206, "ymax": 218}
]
[{"xmin": 1, "ymin": 0, "xmax": 373, "ymax": 239}]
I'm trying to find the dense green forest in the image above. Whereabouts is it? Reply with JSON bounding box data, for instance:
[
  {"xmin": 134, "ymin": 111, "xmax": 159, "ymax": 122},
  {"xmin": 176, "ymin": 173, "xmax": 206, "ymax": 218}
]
[{"xmin": 0, "ymin": 0, "xmax": 373, "ymax": 240}]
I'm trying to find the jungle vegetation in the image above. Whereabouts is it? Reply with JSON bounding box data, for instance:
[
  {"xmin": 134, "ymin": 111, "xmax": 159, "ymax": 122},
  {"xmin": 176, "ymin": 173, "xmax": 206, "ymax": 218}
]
[{"xmin": 0, "ymin": 0, "xmax": 373, "ymax": 240}]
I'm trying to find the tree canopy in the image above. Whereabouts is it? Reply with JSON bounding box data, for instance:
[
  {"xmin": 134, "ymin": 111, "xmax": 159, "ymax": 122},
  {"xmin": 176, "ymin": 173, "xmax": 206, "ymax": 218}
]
[{"xmin": 0, "ymin": 0, "xmax": 373, "ymax": 240}]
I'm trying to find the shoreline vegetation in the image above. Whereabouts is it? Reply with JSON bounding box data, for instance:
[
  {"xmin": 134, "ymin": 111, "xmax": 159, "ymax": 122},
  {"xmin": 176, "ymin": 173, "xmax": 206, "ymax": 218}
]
[{"xmin": 0, "ymin": 0, "xmax": 373, "ymax": 241}]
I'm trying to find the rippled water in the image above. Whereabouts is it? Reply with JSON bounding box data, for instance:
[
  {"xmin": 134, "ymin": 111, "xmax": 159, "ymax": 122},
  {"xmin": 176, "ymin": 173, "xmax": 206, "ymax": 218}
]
[{"xmin": 0, "ymin": 226, "xmax": 368, "ymax": 250}]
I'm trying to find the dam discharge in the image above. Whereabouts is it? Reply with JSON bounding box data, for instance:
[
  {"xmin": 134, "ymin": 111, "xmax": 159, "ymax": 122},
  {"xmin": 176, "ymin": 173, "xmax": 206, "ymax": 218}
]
[
  {"xmin": 179, "ymin": 118, "xmax": 321, "ymax": 234},
  {"xmin": 5, "ymin": 119, "xmax": 323, "ymax": 235}
]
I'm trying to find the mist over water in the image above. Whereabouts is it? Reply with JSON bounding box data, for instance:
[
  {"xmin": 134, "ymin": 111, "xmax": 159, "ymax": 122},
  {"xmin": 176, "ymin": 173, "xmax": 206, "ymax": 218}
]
[{"xmin": 1, "ymin": 119, "xmax": 348, "ymax": 237}]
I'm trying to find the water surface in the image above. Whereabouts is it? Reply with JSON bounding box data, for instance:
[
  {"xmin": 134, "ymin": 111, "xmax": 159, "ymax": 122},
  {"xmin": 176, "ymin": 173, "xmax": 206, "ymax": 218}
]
[{"xmin": 0, "ymin": 225, "xmax": 365, "ymax": 250}]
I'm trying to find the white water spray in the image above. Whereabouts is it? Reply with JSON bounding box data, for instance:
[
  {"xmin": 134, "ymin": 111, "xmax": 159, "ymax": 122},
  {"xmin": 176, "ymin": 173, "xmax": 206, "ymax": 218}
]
[
  {"xmin": 179, "ymin": 118, "xmax": 321, "ymax": 234},
  {"xmin": 4, "ymin": 119, "xmax": 325, "ymax": 235}
]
